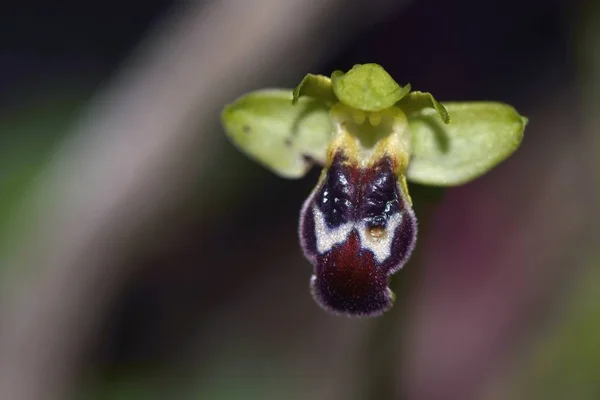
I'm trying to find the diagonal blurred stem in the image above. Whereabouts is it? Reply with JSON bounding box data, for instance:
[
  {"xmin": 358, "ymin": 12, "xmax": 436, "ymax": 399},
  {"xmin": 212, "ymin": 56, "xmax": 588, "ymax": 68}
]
[
  {"xmin": 578, "ymin": 0, "xmax": 600, "ymax": 265},
  {"xmin": 579, "ymin": 0, "xmax": 600, "ymax": 191},
  {"xmin": 577, "ymin": 0, "xmax": 600, "ymax": 266},
  {"xmin": 359, "ymin": 190, "xmax": 441, "ymax": 400},
  {"xmin": 0, "ymin": 1, "xmax": 405, "ymax": 400},
  {"xmin": 358, "ymin": 262, "xmax": 418, "ymax": 400}
]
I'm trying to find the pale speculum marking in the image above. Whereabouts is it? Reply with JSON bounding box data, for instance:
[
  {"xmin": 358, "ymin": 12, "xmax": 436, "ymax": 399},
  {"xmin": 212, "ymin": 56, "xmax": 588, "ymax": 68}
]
[
  {"xmin": 305, "ymin": 150, "xmax": 411, "ymax": 267},
  {"xmin": 312, "ymin": 206, "xmax": 353, "ymax": 255},
  {"xmin": 312, "ymin": 206, "xmax": 403, "ymax": 264}
]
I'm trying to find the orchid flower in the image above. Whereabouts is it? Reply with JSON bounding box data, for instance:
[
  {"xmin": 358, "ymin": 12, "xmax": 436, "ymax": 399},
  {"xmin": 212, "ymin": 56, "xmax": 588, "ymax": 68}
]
[{"xmin": 221, "ymin": 63, "xmax": 527, "ymax": 317}]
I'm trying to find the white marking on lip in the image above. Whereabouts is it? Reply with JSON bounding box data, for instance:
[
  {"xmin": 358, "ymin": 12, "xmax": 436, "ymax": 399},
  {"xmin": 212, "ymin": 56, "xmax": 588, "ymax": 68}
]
[
  {"xmin": 357, "ymin": 213, "xmax": 402, "ymax": 264},
  {"xmin": 312, "ymin": 207, "xmax": 353, "ymax": 254},
  {"xmin": 312, "ymin": 205, "xmax": 403, "ymax": 265}
]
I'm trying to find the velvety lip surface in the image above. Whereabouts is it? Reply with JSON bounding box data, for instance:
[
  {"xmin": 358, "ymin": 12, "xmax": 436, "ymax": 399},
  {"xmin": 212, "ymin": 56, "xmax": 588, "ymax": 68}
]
[{"xmin": 300, "ymin": 151, "xmax": 417, "ymax": 316}]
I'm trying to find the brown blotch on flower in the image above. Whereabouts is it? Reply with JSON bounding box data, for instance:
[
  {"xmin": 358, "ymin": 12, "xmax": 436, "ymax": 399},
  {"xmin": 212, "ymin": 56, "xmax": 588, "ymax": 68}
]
[{"xmin": 368, "ymin": 226, "xmax": 386, "ymax": 239}]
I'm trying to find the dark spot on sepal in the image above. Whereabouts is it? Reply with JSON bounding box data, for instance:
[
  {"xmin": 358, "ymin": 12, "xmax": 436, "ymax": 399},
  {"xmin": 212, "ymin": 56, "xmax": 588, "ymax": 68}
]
[{"xmin": 301, "ymin": 154, "xmax": 317, "ymax": 164}]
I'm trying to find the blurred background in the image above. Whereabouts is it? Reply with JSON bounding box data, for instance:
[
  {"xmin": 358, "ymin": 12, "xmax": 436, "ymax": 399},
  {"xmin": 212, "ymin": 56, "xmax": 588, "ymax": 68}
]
[{"xmin": 0, "ymin": 0, "xmax": 597, "ymax": 399}]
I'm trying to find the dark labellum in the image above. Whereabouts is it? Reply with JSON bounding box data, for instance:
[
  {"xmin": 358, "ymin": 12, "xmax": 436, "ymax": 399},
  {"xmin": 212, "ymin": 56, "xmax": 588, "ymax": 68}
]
[{"xmin": 299, "ymin": 151, "xmax": 417, "ymax": 316}]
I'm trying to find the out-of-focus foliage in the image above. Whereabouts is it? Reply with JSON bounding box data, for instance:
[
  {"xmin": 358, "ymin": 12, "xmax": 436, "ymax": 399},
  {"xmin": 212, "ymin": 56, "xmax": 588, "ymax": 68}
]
[
  {"xmin": 502, "ymin": 2, "xmax": 600, "ymax": 397},
  {"xmin": 0, "ymin": 86, "xmax": 90, "ymax": 259},
  {"xmin": 508, "ymin": 259, "xmax": 600, "ymax": 399}
]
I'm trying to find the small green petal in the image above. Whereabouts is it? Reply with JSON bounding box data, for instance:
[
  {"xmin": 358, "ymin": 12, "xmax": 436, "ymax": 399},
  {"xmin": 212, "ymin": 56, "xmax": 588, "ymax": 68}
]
[
  {"xmin": 331, "ymin": 64, "xmax": 411, "ymax": 112},
  {"xmin": 221, "ymin": 89, "xmax": 332, "ymax": 179},
  {"xmin": 407, "ymin": 102, "xmax": 527, "ymax": 186},
  {"xmin": 292, "ymin": 73, "xmax": 337, "ymax": 105},
  {"xmin": 396, "ymin": 91, "xmax": 450, "ymax": 124}
]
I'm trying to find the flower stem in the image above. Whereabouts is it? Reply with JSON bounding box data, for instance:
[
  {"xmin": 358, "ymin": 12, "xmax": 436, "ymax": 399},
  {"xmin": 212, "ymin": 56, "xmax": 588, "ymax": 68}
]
[{"xmin": 358, "ymin": 186, "xmax": 443, "ymax": 400}]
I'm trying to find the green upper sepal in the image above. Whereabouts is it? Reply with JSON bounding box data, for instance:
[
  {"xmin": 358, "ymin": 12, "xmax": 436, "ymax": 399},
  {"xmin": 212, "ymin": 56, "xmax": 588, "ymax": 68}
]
[
  {"xmin": 292, "ymin": 73, "xmax": 337, "ymax": 105},
  {"xmin": 330, "ymin": 64, "xmax": 411, "ymax": 112},
  {"xmin": 397, "ymin": 91, "xmax": 450, "ymax": 124}
]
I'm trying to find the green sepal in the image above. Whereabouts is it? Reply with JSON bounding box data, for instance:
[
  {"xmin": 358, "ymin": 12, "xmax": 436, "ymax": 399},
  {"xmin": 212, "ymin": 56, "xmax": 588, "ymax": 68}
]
[
  {"xmin": 221, "ymin": 89, "xmax": 332, "ymax": 179},
  {"xmin": 396, "ymin": 91, "xmax": 450, "ymax": 124},
  {"xmin": 407, "ymin": 102, "xmax": 527, "ymax": 186},
  {"xmin": 292, "ymin": 73, "xmax": 337, "ymax": 105},
  {"xmin": 331, "ymin": 63, "xmax": 411, "ymax": 112}
]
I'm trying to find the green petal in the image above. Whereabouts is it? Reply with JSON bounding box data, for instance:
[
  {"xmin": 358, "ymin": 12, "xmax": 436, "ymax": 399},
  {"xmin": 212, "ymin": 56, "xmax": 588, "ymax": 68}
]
[
  {"xmin": 396, "ymin": 91, "xmax": 450, "ymax": 124},
  {"xmin": 407, "ymin": 102, "xmax": 527, "ymax": 186},
  {"xmin": 331, "ymin": 64, "xmax": 411, "ymax": 112},
  {"xmin": 221, "ymin": 89, "xmax": 332, "ymax": 179},
  {"xmin": 292, "ymin": 73, "xmax": 337, "ymax": 105}
]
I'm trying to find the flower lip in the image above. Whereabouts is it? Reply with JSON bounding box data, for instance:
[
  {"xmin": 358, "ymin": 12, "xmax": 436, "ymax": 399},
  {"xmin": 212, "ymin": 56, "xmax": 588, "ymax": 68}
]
[{"xmin": 299, "ymin": 150, "xmax": 417, "ymax": 317}]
